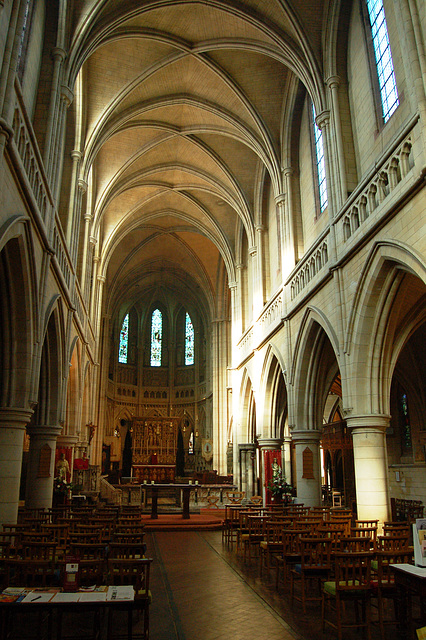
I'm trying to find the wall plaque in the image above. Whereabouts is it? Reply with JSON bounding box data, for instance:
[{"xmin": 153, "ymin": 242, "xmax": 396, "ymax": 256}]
[
  {"xmin": 38, "ymin": 444, "xmax": 51, "ymax": 478},
  {"xmin": 302, "ymin": 447, "xmax": 314, "ymax": 479}
]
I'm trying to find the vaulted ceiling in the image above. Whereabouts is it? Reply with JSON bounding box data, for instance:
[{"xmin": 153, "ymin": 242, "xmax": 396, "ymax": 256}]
[{"xmin": 66, "ymin": 1, "xmax": 327, "ymax": 322}]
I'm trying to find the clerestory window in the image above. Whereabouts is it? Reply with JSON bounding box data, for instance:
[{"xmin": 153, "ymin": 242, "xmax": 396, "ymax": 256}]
[
  {"xmin": 312, "ymin": 104, "xmax": 328, "ymax": 213},
  {"xmin": 365, "ymin": 0, "xmax": 399, "ymax": 123}
]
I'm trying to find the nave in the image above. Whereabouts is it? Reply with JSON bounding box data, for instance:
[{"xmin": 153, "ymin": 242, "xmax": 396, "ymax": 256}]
[{"xmin": 146, "ymin": 530, "xmax": 386, "ymax": 640}]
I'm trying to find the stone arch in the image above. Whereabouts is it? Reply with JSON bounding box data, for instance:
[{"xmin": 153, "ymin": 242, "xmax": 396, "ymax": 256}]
[
  {"xmin": 64, "ymin": 338, "xmax": 82, "ymax": 439},
  {"xmin": 0, "ymin": 224, "xmax": 37, "ymax": 409},
  {"xmin": 238, "ymin": 369, "xmax": 256, "ymax": 444},
  {"xmin": 291, "ymin": 306, "xmax": 341, "ymax": 429},
  {"xmin": 345, "ymin": 240, "xmax": 426, "ymax": 416},
  {"xmin": 34, "ymin": 300, "xmax": 66, "ymax": 428},
  {"xmin": 260, "ymin": 345, "xmax": 288, "ymax": 440}
]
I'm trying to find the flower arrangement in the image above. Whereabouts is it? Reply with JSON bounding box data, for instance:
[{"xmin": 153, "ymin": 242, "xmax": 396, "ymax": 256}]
[
  {"xmin": 53, "ymin": 476, "xmax": 73, "ymax": 495},
  {"xmin": 267, "ymin": 474, "xmax": 294, "ymax": 503}
]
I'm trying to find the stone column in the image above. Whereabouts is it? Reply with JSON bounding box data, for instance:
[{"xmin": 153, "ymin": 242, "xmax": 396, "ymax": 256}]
[
  {"xmin": 274, "ymin": 193, "xmax": 285, "ymax": 276},
  {"xmin": 291, "ymin": 430, "xmax": 322, "ymax": 507},
  {"xmin": 254, "ymin": 224, "xmax": 265, "ymax": 313},
  {"xmin": 25, "ymin": 424, "xmax": 63, "ymax": 510},
  {"xmin": 80, "ymin": 213, "xmax": 92, "ymax": 294},
  {"xmin": 257, "ymin": 437, "xmax": 282, "ymax": 504},
  {"xmin": 327, "ymin": 75, "xmax": 347, "ymax": 207},
  {"xmin": 0, "ymin": 408, "xmax": 33, "ymax": 526},
  {"xmin": 238, "ymin": 443, "xmax": 256, "ymax": 498},
  {"xmin": 346, "ymin": 415, "xmax": 391, "ymax": 524},
  {"xmin": 282, "ymin": 435, "xmax": 292, "ymax": 484},
  {"xmin": 66, "ymin": 150, "xmax": 82, "ymax": 246},
  {"xmin": 43, "ymin": 47, "xmax": 66, "ymax": 180}
]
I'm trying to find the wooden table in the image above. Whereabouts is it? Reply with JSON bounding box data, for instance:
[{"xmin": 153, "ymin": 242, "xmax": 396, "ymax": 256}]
[
  {"xmin": 143, "ymin": 483, "xmax": 193, "ymax": 519},
  {"xmin": 391, "ymin": 563, "xmax": 426, "ymax": 639},
  {"xmin": 0, "ymin": 594, "xmax": 148, "ymax": 640}
]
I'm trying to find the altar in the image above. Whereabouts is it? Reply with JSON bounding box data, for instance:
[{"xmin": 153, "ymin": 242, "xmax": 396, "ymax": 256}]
[{"xmin": 132, "ymin": 464, "xmax": 175, "ymax": 484}]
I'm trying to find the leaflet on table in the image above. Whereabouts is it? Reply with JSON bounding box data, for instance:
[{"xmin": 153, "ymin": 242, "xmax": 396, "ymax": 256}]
[
  {"xmin": 107, "ymin": 586, "xmax": 134, "ymax": 601},
  {"xmin": 21, "ymin": 591, "xmax": 57, "ymax": 603},
  {"xmin": 413, "ymin": 518, "xmax": 426, "ymax": 567}
]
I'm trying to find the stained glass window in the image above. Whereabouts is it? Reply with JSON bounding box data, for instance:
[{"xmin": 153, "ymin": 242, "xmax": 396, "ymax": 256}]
[
  {"xmin": 185, "ymin": 312, "xmax": 194, "ymax": 365},
  {"xmin": 400, "ymin": 392, "xmax": 412, "ymax": 453},
  {"xmin": 366, "ymin": 0, "xmax": 399, "ymax": 122},
  {"xmin": 118, "ymin": 313, "xmax": 129, "ymax": 363},
  {"xmin": 150, "ymin": 309, "xmax": 162, "ymax": 366},
  {"xmin": 312, "ymin": 104, "xmax": 328, "ymax": 213}
]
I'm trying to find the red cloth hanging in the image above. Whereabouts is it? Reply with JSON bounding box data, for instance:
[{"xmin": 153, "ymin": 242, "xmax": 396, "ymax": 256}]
[{"xmin": 263, "ymin": 449, "xmax": 282, "ymax": 504}]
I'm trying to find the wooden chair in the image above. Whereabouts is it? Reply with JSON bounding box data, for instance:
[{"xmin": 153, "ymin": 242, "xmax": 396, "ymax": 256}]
[
  {"xmin": 351, "ymin": 526, "xmax": 377, "ymax": 550},
  {"xmin": 6, "ymin": 542, "xmax": 57, "ymax": 587},
  {"xmin": 370, "ymin": 548, "xmax": 414, "ymax": 640},
  {"xmin": 260, "ymin": 519, "xmax": 291, "ymax": 575},
  {"xmin": 223, "ymin": 505, "xmax": 243, "ymax": 548},
  {"xmin": 249, "ymin": 495, "xmax": 263, "ymax": 506},
  {"xmin": 338, "ymin": 536, "xmax": 372, "ymax": 552},
  {"xmin": 322, "ymin": 551, "xmax": 373, "ymax": 640},
  {"xmin": 41, "ymin": 523, "xmax": 69, "ymax": 553},
  {"xmin": 329, "ymin": 514, "xmax": 352, "ymax": 537},
  {"xmin": 275, "ymin": 529, "xmax": 305, "ymax": 589},
  {"xmin": 108, "ymin": 542, "xmax": 146, "ymax": 560},
  {"xmin": 113, "ymin": 531, "xmax": 145, "ymax": 545},
  {"xmin": 68, "ymin": 542, "xmax": 107, "ymax": 561},
  {"xmin": 114, "ymin": 524, "xmax": 145, "ymax": 536},
  {"xmin": 240, "ymin": 514, "xmax": 268, "ymax": 563},
  {"xmin": 376, "ymin": 533, "xmax": 410, "ymax": 551},
  {"xmin": 225, "ymin": 490, "xmax": 245, "ymax": 504},
  {"xmin": 106, "ymin": 557, "xmax": 153, "ymax": 640},
  {"xmin": 290, "ymin": 537, "xmax": 332, "ymax": 611}
]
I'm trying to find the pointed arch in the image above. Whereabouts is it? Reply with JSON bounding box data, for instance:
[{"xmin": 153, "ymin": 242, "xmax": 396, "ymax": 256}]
[
  {"xmin": 291, "ymin": 306, "xmax": 341, "ymax": 429},
  {"xmin": 345, "ymin": 240, "xmax": 426, "ymax": 415}
]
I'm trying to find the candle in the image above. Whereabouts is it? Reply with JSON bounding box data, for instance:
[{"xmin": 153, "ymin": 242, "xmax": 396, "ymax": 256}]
[
  {"xmin": 195, "ymin": 480, "xmax": 198, "ymax": 485},
  {"xmin": 189, "ymin": 480, "xmax": 192, "ymax": 484}
]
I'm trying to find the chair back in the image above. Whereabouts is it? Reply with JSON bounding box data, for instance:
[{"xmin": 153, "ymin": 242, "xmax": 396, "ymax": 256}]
[
  {"xmin": 377, "ymin": 533, "xmax": 410, "ymax": 551},
  {"xmin": 68, "ymin": 542, "xmax": 106, "ymax": 560},
  {"xmin": 225, "ymin": 490, "xmax": 245, "ymax": 504},
  {"xmin": 375, "ymin": 548, "xmax": 414, "ymax": 585},
  {"xmin": 338, "ymin": 536, "xmax": 372, "ymax": 552},
  {"xmin": 299, "ymin": 537, "xmax": 332, "ymax": 570},
  {"xmin": 107, "ymin": 557, "xmax": 152, "ymax": 597},
  {"xmin": 332, "ymin": 551, "xmax": 372, "ymax": 592},
  {"xmin": 108, "ymin": 542, "xmax": 146, "ymax": 559}
]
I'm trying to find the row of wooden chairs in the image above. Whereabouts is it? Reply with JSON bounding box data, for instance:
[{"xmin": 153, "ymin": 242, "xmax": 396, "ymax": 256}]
[{"xmin": 222, "ymin": 502, "xmax": 413, "ymax": 640}]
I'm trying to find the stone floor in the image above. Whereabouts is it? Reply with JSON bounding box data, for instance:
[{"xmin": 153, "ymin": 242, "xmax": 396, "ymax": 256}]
[{"xmin": 144, "ymin": 529, "xmax": 407, "ymax": 640}]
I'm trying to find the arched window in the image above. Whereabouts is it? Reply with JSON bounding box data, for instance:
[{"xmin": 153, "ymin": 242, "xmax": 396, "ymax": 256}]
[
  {"xmin": 399, "ymin": 391, "xmax": 412, "ymax": 454},
  {"xmin": 118, "ymin": 313, "xmax": 129, "ymax": 363},
  {"xmin": 150, "ymin": 309, "xmax": 162, "ymax": 366},
  {"xmin": 365, "ymin": 0, "xmax": 399, "ymax": 123},
  {"xmin": 185, "ymin": 312, "xmax": 194, "ymax": 365},
  {"xmin": 312, "ymin": 103, "xmax": 328, "ymax": 213}
]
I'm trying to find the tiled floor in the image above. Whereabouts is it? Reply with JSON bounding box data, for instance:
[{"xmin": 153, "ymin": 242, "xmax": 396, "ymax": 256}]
[{"xmin": 144, "ymin": 530, "xmax": 392, "ymax": 640}]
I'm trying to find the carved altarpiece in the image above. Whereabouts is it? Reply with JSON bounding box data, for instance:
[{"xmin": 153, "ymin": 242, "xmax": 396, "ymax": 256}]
[{"xmin": 131, "ymin": 416, "xmax": 181, "ymax": 483}]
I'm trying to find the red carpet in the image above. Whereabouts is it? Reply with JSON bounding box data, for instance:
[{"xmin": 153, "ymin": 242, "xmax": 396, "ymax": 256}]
[{"xmin": 141, "ymin": 510, "xmax": 224, "ymax": 531}]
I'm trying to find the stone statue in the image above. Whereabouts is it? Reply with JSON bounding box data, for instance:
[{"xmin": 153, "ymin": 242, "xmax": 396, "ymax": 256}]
[
  {"xmin": 56, "ymin": 452, "xmax": 70, "ymax": 481},
  {"xmin": 272, "ymin": 457, "xmax": 281, "ymax": 479}
]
